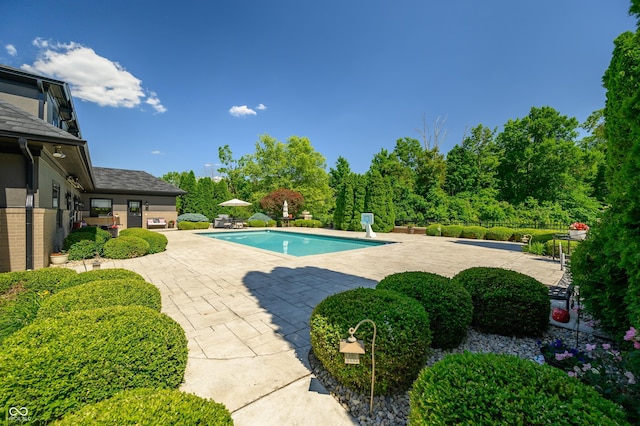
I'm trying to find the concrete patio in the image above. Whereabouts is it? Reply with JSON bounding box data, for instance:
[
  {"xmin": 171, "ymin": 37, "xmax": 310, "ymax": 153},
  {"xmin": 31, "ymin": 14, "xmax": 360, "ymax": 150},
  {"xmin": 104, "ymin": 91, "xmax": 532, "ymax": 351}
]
[{"xmin": 69, "ymin": 228, "xmax": 565, "ymax": 425}]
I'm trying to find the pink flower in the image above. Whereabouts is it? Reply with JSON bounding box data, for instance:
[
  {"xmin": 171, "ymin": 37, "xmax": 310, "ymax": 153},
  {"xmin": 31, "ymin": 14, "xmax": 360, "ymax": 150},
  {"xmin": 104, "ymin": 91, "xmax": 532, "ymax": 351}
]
[
  {"xmin": 568, "ymin": 371, "xmax": 577, "ymax": 377},
  {"xmin": 634, "ymin": 341, "xmax": 640, "ymax": 350},
  {"xmin": 586, "ymin": 344, "xmax": 596, "ymax": 351},
  {"xmin": 582, "ymin": 363, "xmax": 592, "ymax": 372},
  {"xmin": 624, "ymin": 327, "xmax": 637, "ymax": 341},
  {"xmin": 602, "ymin": 343, "xmax": 611, "ymax": 350}
]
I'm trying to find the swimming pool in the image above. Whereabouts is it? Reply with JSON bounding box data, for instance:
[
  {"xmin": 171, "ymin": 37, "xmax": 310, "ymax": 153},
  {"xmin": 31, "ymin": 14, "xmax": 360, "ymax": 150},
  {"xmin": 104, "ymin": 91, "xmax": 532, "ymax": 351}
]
[{"xmin": 200, "ymin": 230, "xmax": 392, "ymax": 256}]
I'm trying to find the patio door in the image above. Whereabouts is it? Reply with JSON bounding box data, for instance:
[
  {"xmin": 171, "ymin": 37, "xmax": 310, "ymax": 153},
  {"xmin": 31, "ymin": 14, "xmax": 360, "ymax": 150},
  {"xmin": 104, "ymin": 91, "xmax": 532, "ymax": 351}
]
[{"xmin": 127, "ymin": 200, "xmax": 142, "ymax": 228}]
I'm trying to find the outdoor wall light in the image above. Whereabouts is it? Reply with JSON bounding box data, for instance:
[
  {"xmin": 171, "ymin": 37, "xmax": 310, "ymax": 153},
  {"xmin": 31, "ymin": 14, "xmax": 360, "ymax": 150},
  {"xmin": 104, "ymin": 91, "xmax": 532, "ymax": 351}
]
[
  {"xmin": 145, "ymin": 201, "xmax": 149, "ymax": 211},
  {"xmin": 53, "ymin": 146, "xmax": 66, "ymax": 159},
  {"xmin": 339, "ymin": 319, "xmax": 377, "ymax": 413}
]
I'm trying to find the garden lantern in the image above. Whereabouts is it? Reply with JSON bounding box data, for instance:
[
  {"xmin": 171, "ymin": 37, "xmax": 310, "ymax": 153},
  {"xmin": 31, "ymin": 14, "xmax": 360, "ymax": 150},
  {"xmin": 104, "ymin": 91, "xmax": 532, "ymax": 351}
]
[{"xmin": 338, "ymin": 319, "xmax": 377, "ymax": 413}]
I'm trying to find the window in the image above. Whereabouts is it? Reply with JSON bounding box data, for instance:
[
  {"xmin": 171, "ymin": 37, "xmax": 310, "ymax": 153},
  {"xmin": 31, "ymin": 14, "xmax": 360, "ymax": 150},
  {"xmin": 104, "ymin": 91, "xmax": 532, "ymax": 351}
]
[
  {"xmin": 90, "ymin": 198, "xmax": 113, "ymax": 217},
  {"xmin": 52, "ymin": 181, "xmax": 60, "ymax": 209}
]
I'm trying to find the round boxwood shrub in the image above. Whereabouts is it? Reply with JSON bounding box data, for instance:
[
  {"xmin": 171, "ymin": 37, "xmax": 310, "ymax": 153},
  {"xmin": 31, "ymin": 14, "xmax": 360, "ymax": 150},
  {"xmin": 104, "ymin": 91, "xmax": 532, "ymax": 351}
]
[
  {"xmin": 178, "ymin": 221, "xmax": 196, "ymax": 230},
  {"xmin": 57, "ymin": 268, "xmax": 145, "ymax": 289},
  {"xmin": 451, "ymin": 267, "xmax": 549, "ymax": 337},
  {"xmin": 63, "ymin": 226, "xmax": 112, "ymax": 251},
  {"xmin": 377, "ymin": 272, "xmax": 472, "ymax": 349},
  {"xmin": 485, "ymin": 226, "xmax": 514, "ymax": 241},
  {"xmin": 409, "ymin": 352, "xmax": 628, "ymax": 425},
  {"xmin": 119, "ymin": 228, "xmax": 168, "ymax": 253},
  {"xmin": 67, "ymin": 240, "xmax": 101, "ymax": 260},
  {"xmin": 176, "ymin": 213, "xmax": 209, "ymax": 223},
  {"xmin": 425, "ymin": 224, "xmax": 442, "ymax": 236},
  {"xmin": 310, "ymin": 288, "xmax": 431, "ymax": 395},
  {"xmin": 37, "ymin": 278, "xmax": 161, "ymax": 319},
  {"xmin": 441, "ymin": 225, "xmax": 463, "ymax": 238},
  {"xmin": 52, "ymin": 388, "xmax": 233, "ymax": 426},
  {"xmin": 194, "ymin": 221, "xmax": 211, "ymax": 229},
  {"xmin": 0, "ymin": 306, "xmax": 188, "ymax": 423},
  {"xmin": 103, "ymin": 236, "xmax": 150, "ymax": 259}
]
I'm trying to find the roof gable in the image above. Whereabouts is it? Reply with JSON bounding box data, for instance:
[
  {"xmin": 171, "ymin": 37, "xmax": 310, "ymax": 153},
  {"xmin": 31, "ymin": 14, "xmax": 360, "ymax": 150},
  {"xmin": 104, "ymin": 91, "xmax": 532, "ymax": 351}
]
[{"xmin": 0, "ymin": 98, "xmax": 83, "ymax": 143}]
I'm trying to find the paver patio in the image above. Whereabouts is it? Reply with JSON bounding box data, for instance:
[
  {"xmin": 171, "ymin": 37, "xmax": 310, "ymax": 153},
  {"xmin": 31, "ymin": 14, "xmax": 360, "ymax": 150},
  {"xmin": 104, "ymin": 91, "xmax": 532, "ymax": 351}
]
[{"xmin": 70, "ymin": 228, "xmax": 565, "ymax": 425}]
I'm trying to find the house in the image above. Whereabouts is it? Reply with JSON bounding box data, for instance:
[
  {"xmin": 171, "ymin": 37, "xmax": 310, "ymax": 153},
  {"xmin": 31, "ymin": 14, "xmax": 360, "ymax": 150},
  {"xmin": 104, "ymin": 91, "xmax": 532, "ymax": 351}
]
[{"xmin": 0, "ymin": 64, "xmax": 185, "ymax": 272}]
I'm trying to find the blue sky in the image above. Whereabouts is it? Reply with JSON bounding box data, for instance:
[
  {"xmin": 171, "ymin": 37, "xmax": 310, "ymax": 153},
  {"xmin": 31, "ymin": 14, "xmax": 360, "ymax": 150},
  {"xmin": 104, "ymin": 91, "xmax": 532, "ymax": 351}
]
[{"xmin": 1, "ymin": 1, "xmax": 636, "ymax": 178}]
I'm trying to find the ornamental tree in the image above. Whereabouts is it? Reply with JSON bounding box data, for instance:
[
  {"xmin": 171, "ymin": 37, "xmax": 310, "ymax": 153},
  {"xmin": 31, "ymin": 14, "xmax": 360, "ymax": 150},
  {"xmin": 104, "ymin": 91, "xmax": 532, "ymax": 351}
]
[{"xmin": 260, "ymin": 188, "xmax": 304, "ymax": 219}]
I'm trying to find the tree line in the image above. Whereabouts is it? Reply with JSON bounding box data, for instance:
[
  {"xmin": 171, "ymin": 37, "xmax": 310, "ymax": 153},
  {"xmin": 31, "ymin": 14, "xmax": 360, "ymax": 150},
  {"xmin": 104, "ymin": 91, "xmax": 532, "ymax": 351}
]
[{"xmin": 162, "ymin": 105, "xmax": 606, "ymax": 232}]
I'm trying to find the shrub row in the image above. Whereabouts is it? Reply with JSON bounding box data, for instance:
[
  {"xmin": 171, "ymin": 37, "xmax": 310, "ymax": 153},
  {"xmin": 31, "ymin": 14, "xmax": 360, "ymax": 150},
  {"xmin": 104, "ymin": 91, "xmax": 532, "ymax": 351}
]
[
  {"xmin": 311, "ymin": 267, "xmax": 552, "ymax": 400},
  {"xmin": 178, "ymin": 221, "xmax": 210, "ymax": 230},
  {"xmin": 292, "ymin": 219, "xmax": 322, "ymax": 228},
  {"xmin": 426, "ymin": 224, "xmax": 567, "ymax": 245},
  {"xmin": 409, "ymin": 352, "xmax": 628, "ymax": 424},
  {"xmin": 248, "ymin": 219, "xmax": 277, "ymax": 227}
]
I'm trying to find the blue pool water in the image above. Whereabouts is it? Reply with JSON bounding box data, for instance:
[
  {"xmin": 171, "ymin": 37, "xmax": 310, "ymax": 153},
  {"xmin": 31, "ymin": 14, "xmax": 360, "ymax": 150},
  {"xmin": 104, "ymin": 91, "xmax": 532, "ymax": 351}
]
[{"xmin": 200, "ymin": 230, "xmax": 392, "ymax": 256}]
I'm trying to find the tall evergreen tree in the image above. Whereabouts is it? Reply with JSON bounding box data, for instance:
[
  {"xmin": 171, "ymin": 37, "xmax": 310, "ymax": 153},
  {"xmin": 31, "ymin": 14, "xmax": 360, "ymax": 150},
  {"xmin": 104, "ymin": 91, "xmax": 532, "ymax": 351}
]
[
  {"xmin": 178, "ymin": 171, "xmax": 197, "ymax": 214},
  {"xmin": 364, "ymin": 170, "xmax": 395, "ymax": 232},
  {"xmin": 349, "ymin": 174, "xmax": 367, "ymax": 231},
  {"xmin": 572, "ymin": 5, "xmax": 640, "ymax": 338}
]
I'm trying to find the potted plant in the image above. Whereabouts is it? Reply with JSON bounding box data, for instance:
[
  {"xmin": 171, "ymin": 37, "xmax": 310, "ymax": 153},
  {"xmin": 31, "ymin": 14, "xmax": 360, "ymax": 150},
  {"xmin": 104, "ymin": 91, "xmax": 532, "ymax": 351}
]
[
  {"xmin": 168, "ymin": 220, "xmax": 175, "ymax": 228},
  {"xmin": 50, "ymin": 251, "xmax": 69, "ymax": 265},
  {"xmin": 569, "ymin": 222, "xmax": 589, "ymax": 240},
  {"xmin": 407, "ymin": 223, "xmax": 416, "ymax": 234}
]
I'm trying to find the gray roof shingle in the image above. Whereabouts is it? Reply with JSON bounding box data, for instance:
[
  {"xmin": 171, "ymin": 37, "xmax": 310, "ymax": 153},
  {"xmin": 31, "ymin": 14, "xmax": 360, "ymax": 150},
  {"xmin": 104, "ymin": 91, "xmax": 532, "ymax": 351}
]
[
  {"xmin": 0, "ymin": 98, "xmax": 83, "ymax": 143},
  {"xmin": 93, "ymin": 167, "xmax": 186, "ymax": 195}
]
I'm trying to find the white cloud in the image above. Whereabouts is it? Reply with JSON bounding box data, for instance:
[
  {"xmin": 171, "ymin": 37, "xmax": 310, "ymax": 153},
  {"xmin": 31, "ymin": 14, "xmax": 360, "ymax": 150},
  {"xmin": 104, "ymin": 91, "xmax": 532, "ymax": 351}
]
[
  {"xmin": 5, "ymin": 44, "xmax": 17, "ymax": 57},
  {"xmin": 229, "ymin": 105, "xmax": 256, "ymax": 117},
  {"xmin": 22, "ymin": 38, "xmax": 166, "ymax": 113},
  {"xmin": 151, "ymin": 150, "xmax": 165, "ymax": 155},
  {"xmin": 256, "ymin": 103, "xmax": 267, "ymax": 110}
]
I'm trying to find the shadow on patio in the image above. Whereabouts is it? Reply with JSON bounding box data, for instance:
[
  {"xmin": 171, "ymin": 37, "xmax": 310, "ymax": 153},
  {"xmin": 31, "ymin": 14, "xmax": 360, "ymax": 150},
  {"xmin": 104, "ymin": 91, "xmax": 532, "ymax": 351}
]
[{"xmin": 243, "ymin": 266, "xmax": 377, "ymax": 364}]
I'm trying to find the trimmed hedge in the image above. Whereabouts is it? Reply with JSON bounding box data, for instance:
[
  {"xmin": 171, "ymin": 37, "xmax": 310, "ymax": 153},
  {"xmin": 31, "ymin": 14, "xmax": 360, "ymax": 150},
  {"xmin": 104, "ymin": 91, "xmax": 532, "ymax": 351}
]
[
  {"xmin": 37, "ymin": 278, "xmax": 161, "ymax": 319},
  {"xmin": 485, "ymin": 227, "xmax": 514, "ymax": 241},
  {"xmin": 441, "ymin": 225, "xmax": 463, "ymax": 238},
  {"xmin": 176, "ymin": 213, "xmax": 209, "ymax": 223},
  {"xmin": 178, "ymin": 221, "xmax": 196, "ymax": 230},
  {"xmin": 425, "ymin": 224, "xmax": 443, "ymax": 236},
  {"xmin": 310, "ymin": 288, "xmax": 431, "ymax": 395},
  {"xmin": 63, "ymin": 226, "xmax": 112, "ymax": 252},
  {"xmin": 103, "ymin": 236, "xmax": 150, "ymax": 259},
  {"xmin": 460, "ymin": 226, "xmax": 487, "ymax": 239},
  {"xmin": 409, "ymin": 352, "xmax": 628, "ymax": 425},
  {"xmin": 67, "ymin": 240, "xmax": 101, "ymax": 260},
  {"xmin": 0, "ymin": 268, "xmax": 78, "ymax": 343},
  {"xmin": 377, "ymin": 272, "xmax": 472, "ymax": 349},
  {"xmin": 0, "ymin": 306, "xmax": 188, "ymax": 423},
  {"xmin": 57, "ymin": 268, "xmax": 145, "ymax": 289},
  {"xmin": 53, "ymin": 388, "xmax": 233, "ymax": 426},
  {"xmin": 248, "ymin": 219, "xmax": 277, "ymax": 227},
  {"xmin": 292, "ymin": 219, "xmax": 322, "ymax": 228},
  {"xmin": 119, "ymin": 228, "xmax": 168, "ymax": 253},
  {"xmin": 451, "ymin": 267, "xmax": 549, "ymax": 337}
]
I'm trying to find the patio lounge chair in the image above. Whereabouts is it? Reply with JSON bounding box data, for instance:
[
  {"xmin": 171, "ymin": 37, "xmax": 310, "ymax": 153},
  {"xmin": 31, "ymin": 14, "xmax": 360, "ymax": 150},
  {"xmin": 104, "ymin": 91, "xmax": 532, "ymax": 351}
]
[{"xmin": 214, "ymin": 214, "xmax": 230, "ymax": 228}]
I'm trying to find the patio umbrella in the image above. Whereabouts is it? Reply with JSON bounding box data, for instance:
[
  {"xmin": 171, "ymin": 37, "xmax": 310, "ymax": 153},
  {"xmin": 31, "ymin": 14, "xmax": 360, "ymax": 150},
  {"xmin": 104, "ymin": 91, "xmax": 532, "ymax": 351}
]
[
  {"xmin": 218, "ymin": 198, "xmax": 252, "ymax": 207},
  {"xmin": 283, "ymin": 200, "xmax": 288, "ymax": 218}
]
